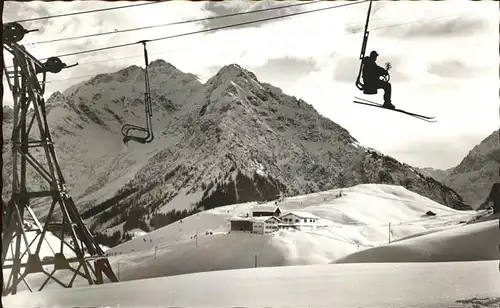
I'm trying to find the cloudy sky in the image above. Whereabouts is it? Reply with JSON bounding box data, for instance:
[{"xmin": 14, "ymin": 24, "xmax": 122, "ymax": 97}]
[{"xmin": 3, "ymin": 0, "xmax": 498, "ymax": 170}]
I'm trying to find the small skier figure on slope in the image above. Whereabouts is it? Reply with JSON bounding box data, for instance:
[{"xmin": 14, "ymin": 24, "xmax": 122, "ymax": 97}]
[{"xmin": 362, "ymin": 50, "xmax": 395, "ymax": 109}]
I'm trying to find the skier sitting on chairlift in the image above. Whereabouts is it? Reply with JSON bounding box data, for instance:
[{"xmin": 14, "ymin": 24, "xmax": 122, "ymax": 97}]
[
  {"xmin": 362, "ymin": 50, "xmax": 395, "ymax": 109},
  {"xmin": 352, "ymin": 0, "xmax": 434, "ymax": 122}
]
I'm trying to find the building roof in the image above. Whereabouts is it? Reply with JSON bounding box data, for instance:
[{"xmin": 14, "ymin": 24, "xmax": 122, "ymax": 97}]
[
  {"xmin": 251, "ymin": 205, "xmax": 280, "ymax": 212},
  {"xmin": 229, "ymin": 216, "xmax": 253, "ymax": 222},
  {"xmin": 281, "ymin": 211, "xmax": 320, "ymax": 219},
  {"xmin": 251, "ymin": 216, "xmax": 281, "ymax": 223}
]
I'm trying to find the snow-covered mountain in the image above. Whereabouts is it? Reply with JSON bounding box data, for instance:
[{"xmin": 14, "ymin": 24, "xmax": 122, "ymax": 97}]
[
  {"xmin": 419, "ymin": 130, "xmax": 499, "ymax": 209},
  {"xmin": 418, "ymin": 167, "xmax": 450, "ymax": 183},
  {"xmin": 2, "ymin": 60, "xmax": 470, "ymax": 239},
  {"xmin": 447, "ymin": 130, "xmax": 499, "ymax": 209}
]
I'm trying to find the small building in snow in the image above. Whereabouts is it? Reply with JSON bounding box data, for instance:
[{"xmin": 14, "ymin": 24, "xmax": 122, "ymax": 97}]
[
  {"xmin": 229, "ymin": 209, "xmax": 320, "ymax": 234},
  {"xmin": 252, "ymin": 205, "xmax": 281, "ymax": 217},
  {"xmin": 229, "ymin": 217, "xmax": 253, "ymax": 232},
  {"xmin": 280, "ymin": 211, "xmax": 319, "ymax": 231},
  {"xmin": 252, "ymin": 216, "xmax": 281, "ymax": 234}
]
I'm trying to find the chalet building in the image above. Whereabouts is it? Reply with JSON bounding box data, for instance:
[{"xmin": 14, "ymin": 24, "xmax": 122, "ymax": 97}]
[
  {"xmin": 229, "ymin": 209, "xmax": 320, "ymax": 234},
  {"xmin": 252, "ymin": 216, "xmax": 281, "ymax": 234},
  {"xmin": 229, "ymin": 216, "xmax": 281, "ymax": 234},
  {"xmin": 251, "ymin": 205, "xmax": 281, "ymax": 217},
  {"xmin": 280, "ymin": 211, "xmax": 319, "ymax": 231},
  {"xmin": 229, "ymin": 218, "xmax": 253, "ymax": 232}
]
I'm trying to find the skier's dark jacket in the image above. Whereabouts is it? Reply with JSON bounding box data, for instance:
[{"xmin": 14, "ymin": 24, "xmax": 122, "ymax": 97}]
[{"xmin": 362, "ymin": 57, "xmax": 386, "ymax": 83}]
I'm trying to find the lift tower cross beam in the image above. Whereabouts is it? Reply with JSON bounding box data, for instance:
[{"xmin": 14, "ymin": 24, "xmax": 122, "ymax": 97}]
[{"xmin": 1, "ymin": 22, "xmax": 119, "ymax": 296}]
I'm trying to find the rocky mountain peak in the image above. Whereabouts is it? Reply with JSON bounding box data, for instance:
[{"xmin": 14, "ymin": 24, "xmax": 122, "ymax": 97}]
[
  {"xmin": 146, "ymin": 60, "xmax": 202, "ymax": 96},
  {"xmin": 2, "ymin": 60, "xmax": 473, "ymax": 241},
  {"xmin": 450, "ymin": 130, "xmax": 499, "ymax": 176},
  {"xmin": 149, "ymin": 59, "xmax": 175, "ymax": 68},
  {"xmin": 200, "ymin": 64, "xmax": 270, "ymax": 113},
  {"xmin": 206, "ymin": 64, "xmax": 260, "ymax": 88},
  {"xmin": 115, "ymin": 65, "xmax": 143, "ymax": 77},
  {"xmin": 421, "ymin": 129, "xmax": 499, "ymax": 208},
  {"xmin": 148, "ymin": 60, "xmax": 182, "ymax": 76},
  {"xmin": 44, "ymin": 91, "xmax": 69, "ymax": 114},
  {"xmin": 47, "ymin": 91, "xmax": 65, "ymax": 102}
]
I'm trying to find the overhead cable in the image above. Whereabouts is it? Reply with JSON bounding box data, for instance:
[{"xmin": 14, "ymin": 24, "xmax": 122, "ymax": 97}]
[
  {"xmin": 42, "ymin": 0, "xmax": 369, "ymax": 61},
  {"xmin": 38, "ymin": 12, "xmax": 463, "ymax": 84},
  {"xmin": 23, "ymin": 0, "xmax": 324, "ymax": 46},
  {"xmin": 6, "ymin": 1, "xmax": 168, "ymax": 23}
]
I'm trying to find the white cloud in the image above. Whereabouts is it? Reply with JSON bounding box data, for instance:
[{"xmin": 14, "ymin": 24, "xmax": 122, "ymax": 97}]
[{"xmin": 3, "ymin": 0, "xmax": 498, "ymax": 169}]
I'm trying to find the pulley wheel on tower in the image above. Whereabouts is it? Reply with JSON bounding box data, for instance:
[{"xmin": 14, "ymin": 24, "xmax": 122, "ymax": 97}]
[
  {"xmin": 3, "ymin": 22, "xmax": 27, "ymax": 44},
  {"xmin": 44, "ymin": 57, "xmax": 66, "ymax": 73}
]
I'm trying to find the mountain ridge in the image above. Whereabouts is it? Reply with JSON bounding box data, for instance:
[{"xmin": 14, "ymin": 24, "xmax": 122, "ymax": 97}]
[
  {"xmin": 1, "ymin": 60, "xmax": 470, "ymax": 244},
  {"xmin": 418, "ymin": 129, "xmax": 499, "ymax": 208}
]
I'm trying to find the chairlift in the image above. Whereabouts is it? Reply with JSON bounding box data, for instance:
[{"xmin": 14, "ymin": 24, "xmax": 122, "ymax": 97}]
[
  {"xmin": 354, "ymin": 0, "xmax": 376, "ymax": 95},
  {"xmin": 121, "ymin": 41, "xmax": 154, "ymax": 144},
  {"xmin": 352, "ymin": 0, "xmax": 435, "ymax": 122}
]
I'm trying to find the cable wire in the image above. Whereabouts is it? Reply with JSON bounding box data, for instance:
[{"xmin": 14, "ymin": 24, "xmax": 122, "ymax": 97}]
[
  {"xmin": 42, "ymin": 0, "xmax": 369, "ymax": 61},
  {"xmin": 6, "ymin": 1, "xmax": 169, "ymax": 24},
  {"xmin": 36, "ymin": 12, "xmax": 463, "ymax": 85},
  {"xmin": 366, "ymin": 12, "xmax": 462, "ymax": 31},
  {"xmin": 6, "ymin": 3, "xmax": 463, "ymax": 81},
  {"xmin": 23, "ymin": 0, "xmax": 324, "ymax": 46}
]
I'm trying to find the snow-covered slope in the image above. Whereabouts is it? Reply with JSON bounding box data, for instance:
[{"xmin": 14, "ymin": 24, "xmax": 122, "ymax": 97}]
[
  {"xmin": 2, "ymin": 61, "xmax": 470, "ymax": 240},
  {"xmin": 4, "ymin": 261, "xmax": 500, "ymax": 308},
  {"xmin": 0, "ymin": 184, "xmax": 483, "ymax": 294},
  {"xmin": 97, "ymin": 184, "xmax": 479, "ymax": 282},
  {"xmin": 333, "ymin": 219, "xmax": 499, "ymax": 263}
]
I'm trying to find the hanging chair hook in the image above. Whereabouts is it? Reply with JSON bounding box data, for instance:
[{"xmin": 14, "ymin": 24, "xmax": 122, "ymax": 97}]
[{"xmin": 120, "ymin": 40, "xmax": 154, "ymax": 144}]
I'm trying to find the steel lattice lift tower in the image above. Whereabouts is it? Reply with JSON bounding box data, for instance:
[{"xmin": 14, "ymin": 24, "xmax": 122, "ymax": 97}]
[{"xmin": 2, "ymin": 22, "xmax": 119, "ymax": 296}]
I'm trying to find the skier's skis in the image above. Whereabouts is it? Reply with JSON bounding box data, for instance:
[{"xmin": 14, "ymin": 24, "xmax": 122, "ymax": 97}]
[
  {"xmin": 353, "ymin": 97, "xmax": 436, "ymax": 122},
  {"xmin": 354, "ymin": 100, "xmax": 436, "ymax": 122}
]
